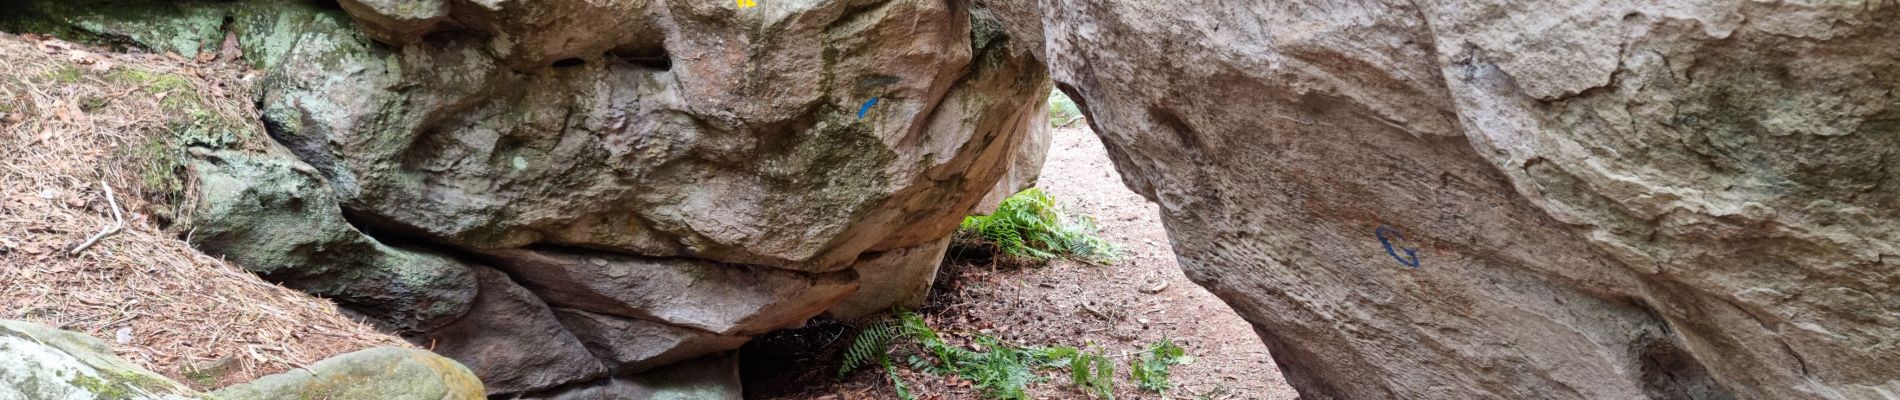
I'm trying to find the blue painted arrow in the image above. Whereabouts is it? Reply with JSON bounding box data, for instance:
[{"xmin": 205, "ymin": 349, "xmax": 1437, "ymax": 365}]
[
  {"xmin": 857, "ymin": 98, "xmax": 879, "ymax": 119},
  {"xmin": 1375, "ymin": 225, "xmax": 1421, "ymax": 268}
]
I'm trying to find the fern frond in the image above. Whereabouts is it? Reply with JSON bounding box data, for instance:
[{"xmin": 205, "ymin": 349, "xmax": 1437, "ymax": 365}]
[
  {"xmin": 1131, "ymin": 338, "xmax": 1192, "ymax": 393},
  {"xmin": 839, "ymin": 319, "xmax": 900, "ymax": 378},
  {"xmin": 956, "ymin": 188, "xmax": 1125, "ymax": 265},
  {"xmin": 884, "ymin": 354, "xmax": 915, "ymax": 400}
]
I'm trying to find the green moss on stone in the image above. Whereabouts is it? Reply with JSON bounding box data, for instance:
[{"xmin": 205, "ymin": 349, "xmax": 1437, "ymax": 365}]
[
  {"xmin": 68, "ymin": 374, "xmax": 134, "ymax": 400},
  {"xmin": 111, "ymin": 369, "xmax": 183, "ymax": 395},
  {"xmin": 761, "ymin": 112, "xmax": 898, "ymax": 221},
  {"xmin": 967, "ymin": 7, "xmax": 1012, "ymax": 74},
  {"xmin": 0, "ymin": 0, "xmax": 229, "ymax": 56}
]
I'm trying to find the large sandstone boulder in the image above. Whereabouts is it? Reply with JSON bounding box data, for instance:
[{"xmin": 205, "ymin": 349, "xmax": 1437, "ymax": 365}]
[
  {"xmin": 1, "ymin": 0, "xmax": 1049, "ymax": 395},
  {"xmin": 0, "ymin": 320, "xmax": 484, "ymax": 400},
  {"xmin": 189, "ymin": 148, "xmax": 478, "ymax": 335},
  {"xmin": 214, "ymin": 347, "xmax": 485, "ymax": 400},
  {"xmin": 1015, "ymin": 1, "xmax": 1900, "ymax": 399},
  {"xmin": 249, "ymin": 0, "xmax": 1046, "ymax": 273},
  {"xmin": 0, "ymin": 320, "xmax": 198, "ymax": 400},
  {"xmin": 418, "ymin": 267, "xmax": 610, "ymax": 394}
]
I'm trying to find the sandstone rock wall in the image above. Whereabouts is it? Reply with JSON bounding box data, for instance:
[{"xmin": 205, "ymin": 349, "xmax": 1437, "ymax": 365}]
[
  {"xmin": 1, "ymin": 0, "xmax": 1050, "ymax": 396},
  {"xmin": 1016, "ymin": 1, "xmax": 1900, "ymax": 398}
]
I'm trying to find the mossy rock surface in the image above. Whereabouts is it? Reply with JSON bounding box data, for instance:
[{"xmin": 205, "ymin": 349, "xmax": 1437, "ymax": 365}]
[
  {"xmin": 0, "ymin": 0, "xmax": 224, "ymax": 57},
  {"xmin": 212, "ymin": 347, "xmax": 484, "ymax": 400},
  {"xmin": 0, "ymin": 320, "xmax": 202, "ymax": 400}
]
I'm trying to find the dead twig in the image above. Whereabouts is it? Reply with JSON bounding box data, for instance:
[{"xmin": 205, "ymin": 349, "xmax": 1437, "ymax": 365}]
[{"xmin": 70, "ymin": 180, "xmax": 124, "ymax": 255}]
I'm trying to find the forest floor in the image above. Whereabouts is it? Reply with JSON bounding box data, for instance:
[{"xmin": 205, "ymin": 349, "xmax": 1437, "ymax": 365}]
[
  {"xmin": 744, "ymin": 127, "xmax": 1298, "ymax": 400},
  {"xmin": 0, "ymin": 33, "xmax": 404, "ymax": 389}
]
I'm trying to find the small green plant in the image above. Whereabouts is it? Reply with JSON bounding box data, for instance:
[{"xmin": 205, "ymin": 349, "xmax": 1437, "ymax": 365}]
[
  {"xmin": 839, "ymin": 318, "xmax": 901, "ymax": 378},
  {"xmin": 956, "ymin": 188, "xmax": 1121, "ymax": 264},
  {"xmin": 1131, "ymin": 338, "xmax": 1193, "ymax": 394},
  {"xmin": 182, "ymin": 367, "xmax": 220, "ymax": 387},
  {"xmin": 48, "ymin": 65, "xmax": 83, "ymax": 83},
  {"xmin": 842, "ymin": 311, "xmax": 1125, "ymax": 400},
  {"xmin": 1041, "ymin": 345, "xmax": 1116, "ymax": 399},
  {"xmin": 1048, "ymin": 88, "xmax": 1083, "ymax": 127},
  {"xmin": 884, "ymin": 355, "xmax": 915, "ymax": 400}
]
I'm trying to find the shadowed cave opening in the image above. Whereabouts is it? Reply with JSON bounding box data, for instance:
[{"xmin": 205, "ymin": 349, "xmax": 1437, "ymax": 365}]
[{"xmin": 737, "ymin": 90, "xmax": 1297, "ymax": 399}]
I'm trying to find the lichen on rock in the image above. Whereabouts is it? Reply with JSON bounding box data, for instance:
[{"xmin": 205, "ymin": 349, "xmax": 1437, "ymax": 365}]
[
  {"xmin": 0, "ymin": 320, "xmax": 199, "ymax": 400},
  {"xmin": 213, "ymin": 347, "xmax": 484, "ymax": 400}
]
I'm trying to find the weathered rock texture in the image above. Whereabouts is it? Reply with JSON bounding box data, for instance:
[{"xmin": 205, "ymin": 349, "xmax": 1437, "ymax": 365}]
[
  {"xmin": 0, "ymin": 320, "xmax": 198, "ymax": 400},
  {"xmin": 1, "ymin": 0, "xmax": 1049, "ymax": 396},
  {"xmin": 189, "ymin": 148, "xmax": 478, "ymax": 334},
  {"xmin": 0, "ymin": 320, "xmax": 483, "ymax": 400},
  {"xmin": 520, "ymin": 353, "xmax": 743, "ymax": 400},
  {"xmin": 214, "ymin": 347, "xmax": 485, "ymax": 400},
  {"xmin": 824, "ymin": 236, "xmax": 954, "ymax": 320},
  {"xmin": 1016, "ymin": 1, "xmax": 1900, "ymax": 399}
]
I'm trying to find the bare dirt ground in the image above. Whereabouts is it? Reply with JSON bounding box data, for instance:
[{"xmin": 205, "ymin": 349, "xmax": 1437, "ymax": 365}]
[{"xmin": 745, "ymin": 127, "xmax": 1298, "ymax": 400}]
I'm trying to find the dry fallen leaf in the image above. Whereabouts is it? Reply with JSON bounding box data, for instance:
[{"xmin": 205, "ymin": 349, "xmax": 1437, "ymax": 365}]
[{"xmin": 219, "ymin": 31, "xmax": 244, "ymax": 62}]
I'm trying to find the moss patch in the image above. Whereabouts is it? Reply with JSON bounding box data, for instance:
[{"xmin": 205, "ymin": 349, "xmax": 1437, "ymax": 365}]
[
  {"xmin": 48, "ymin": 65, "xmax": 83, "ymax": 83},
  {"xmin": 65, "ymin": 370, "xmax": 179, "ymax": 400},
  {"xmin": 0, "ymin": 0, "xmax": 228, "ymax": 56}
]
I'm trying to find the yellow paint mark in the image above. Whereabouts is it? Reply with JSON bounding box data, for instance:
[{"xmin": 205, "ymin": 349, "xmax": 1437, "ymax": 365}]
[{"xmin": 735, "ymin": 0, "xmax": 756, "ymax": 8}]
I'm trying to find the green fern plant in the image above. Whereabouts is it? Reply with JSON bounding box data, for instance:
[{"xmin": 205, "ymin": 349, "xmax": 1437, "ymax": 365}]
[
  {"xmin": 839, "ymin": 319, "xmax": 901, "ymax": 378},
  {"xmin": 957, "ymin": 188, "xmax": 1122, "ymax": 265},
  {"xmin": 852, "ymin": 311, "xmax": 1156, "ymax": 400},
  {"xmin": 966, "ymin": 336, "xmax": 1043, "ymax": 399},
  {"xmin": 1033, "ymin": 345, "xmax": 1115, "ymax": 399},
  {"xmin": 838, "ymin": 318, "xmax": 917, "ymax": 399},
  {"xmin": 1131, "ymin": 338, "xmax": 1193, "ymax": 394},
  {"xmin": 884, "ymin": 355, "xmax": 915, "ymax": 400},
  {"xmin": 1070, "ymin": 350, "xmax": 1116, "ymax": 399}
]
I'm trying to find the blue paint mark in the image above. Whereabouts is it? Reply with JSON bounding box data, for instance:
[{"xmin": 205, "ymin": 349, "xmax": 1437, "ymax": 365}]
[
  {"xmin": 1375, "ymin": 225, "xmax": 1420, "ymax": 268},
  {"xmin": 857, "ymin": 98, "xmax": 879, "ymax": 119}
]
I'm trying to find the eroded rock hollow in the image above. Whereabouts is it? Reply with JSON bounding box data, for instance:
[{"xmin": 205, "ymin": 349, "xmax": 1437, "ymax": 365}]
[
  {"xmin": 1000, "ymin": 1, "xmax": 1900, "ymax": 399},
  {"xmin": 5, "ymin": 0, "xmax": 1049, "ymax": 396},
  {"xmin": 13, "ymin": 0, "xmax": 1900, "ymax": 398}
]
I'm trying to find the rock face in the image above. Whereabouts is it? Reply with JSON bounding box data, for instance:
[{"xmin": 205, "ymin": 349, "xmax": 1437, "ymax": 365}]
[
  {"xmin": 824, "ymin": 236, "xmax": 954, "ymax": 320},
  {"xmin": 1, "ymin": 0, "xmax": 1049, "ymax": 396},
  {"xmin": 249, "ymin": 0, "xmax": 1047, "ymax": 274},
  {"xmin": 214, "ymin": 347, "xmax": 485, "ymax": 400},
  {"xmin": 521, "ymin": 353, "xmax": 743, "ymax": 400},
  {"xmin": 1015, "ymin": 1, "xmax": 1900, "ymax": 399},
  {"xmin": 420, "ymin": 267, "xmax": 610, "ymax": 394},
  {"xmin": 0, "ymin": 320, "xmax": 198, "ymax": 400},
  {"xmin": 0, "ymin": 320, "xmax": 483, "ymax": 400},
  {"xmin": 189, "ymin": 149, "xmax": 478, "ymax": 334}
]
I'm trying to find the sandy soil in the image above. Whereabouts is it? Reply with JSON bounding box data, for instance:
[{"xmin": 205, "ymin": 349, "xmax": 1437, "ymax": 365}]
[{"xmin": 746, "ymin": 127, "xmax": 1297, "ymax": 400}]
